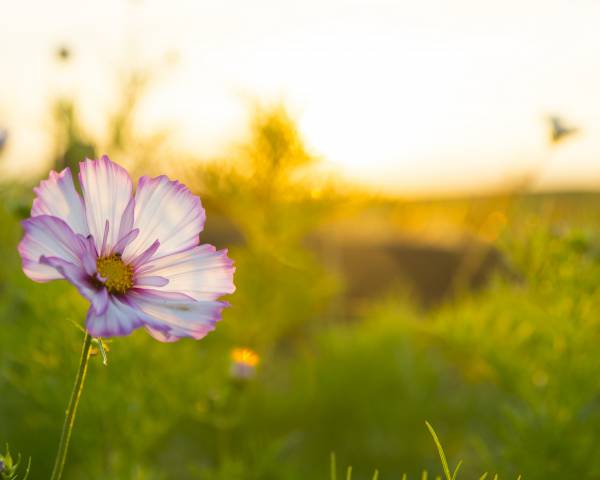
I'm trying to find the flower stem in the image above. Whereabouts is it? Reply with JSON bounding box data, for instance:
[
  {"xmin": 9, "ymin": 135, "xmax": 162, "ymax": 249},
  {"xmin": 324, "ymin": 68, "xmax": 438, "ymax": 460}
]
[{"xmin": 50, "ymin": 332, "xmax": 93, "ymax": 480}]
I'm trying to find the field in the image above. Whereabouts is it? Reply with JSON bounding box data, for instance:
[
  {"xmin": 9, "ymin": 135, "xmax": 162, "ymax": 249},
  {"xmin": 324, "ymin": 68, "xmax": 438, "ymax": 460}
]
[{"xmin": 2, "ymin": 106, "xmax": 600, "ymax": 480}]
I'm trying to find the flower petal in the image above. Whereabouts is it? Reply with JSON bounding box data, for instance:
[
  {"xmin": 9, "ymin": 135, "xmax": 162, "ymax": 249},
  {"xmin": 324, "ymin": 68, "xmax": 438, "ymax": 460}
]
[
  {"xmin": 121, "ymin": 176, "xmax": 205, "ymax": 262},
  {"xmin": 85, "ymin": 295, "xmax": 147, "ymax": 337},
  {"xmin": 31, "ymin": 168, "xmax": 89, "ymax": 235},
  {"xmin": 134, "ymin": 276, "xmax": 169, "ymax": 287},
  {"xmin": 77, "ymin": 234, "xmax": 99, "ymax": 276},
  {"xmin": 79, "ymin": 156, "xmax": 133, "ymax": 254},
  {"xmin": 128, "ymin": 289, "xmax": 227, "ymax": 342},
  {"xmin": 130, "ymin": 239, "xmax": 161, "ymax": 269},
  {"xmin": 135, "ymin": 245, "xmax": 235, "ymax": 301},
  {"xmin": 39, "ymin": 256, "xmax": 108, "ymax": 315},
  {"xmin": 112, "ymin": 228, "xmax": 139, "ymax": 256},
  {"xmin": 118, "ymin": 197, "xmax": 135, "ymax": 241},
  {"xmin": 18, "ymin": 215, "xmax": 86, "ymax": 282}
]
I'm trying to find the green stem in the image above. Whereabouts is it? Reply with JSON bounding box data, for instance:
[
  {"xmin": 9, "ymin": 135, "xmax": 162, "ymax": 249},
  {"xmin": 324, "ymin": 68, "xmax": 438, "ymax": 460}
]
[{"xmin": 50, "ymin": 332, "xmax": 93, "ymax": 480}]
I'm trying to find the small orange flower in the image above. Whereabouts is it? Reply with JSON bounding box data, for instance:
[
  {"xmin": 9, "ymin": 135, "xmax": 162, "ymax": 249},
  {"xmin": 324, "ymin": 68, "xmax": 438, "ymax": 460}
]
[
  {"xmin": 230, "ymin": 347, "xmax": 260, "ymax": 380},
  {"xmin": 231, "ymin": 347, "xmax": 260, "ymax": 367}
]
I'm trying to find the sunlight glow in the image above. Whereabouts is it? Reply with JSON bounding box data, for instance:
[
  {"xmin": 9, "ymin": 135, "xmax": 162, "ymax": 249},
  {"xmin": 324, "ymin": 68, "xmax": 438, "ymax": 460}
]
[{"xmin": 1, "ymin": 0, "xmax": 600, "ymax": 194}]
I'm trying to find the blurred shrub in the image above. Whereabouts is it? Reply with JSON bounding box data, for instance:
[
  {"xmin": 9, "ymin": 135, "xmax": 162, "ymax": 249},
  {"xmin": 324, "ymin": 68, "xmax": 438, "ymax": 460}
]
[
  {"xmin": 51, "ymin": 99, "xmax": 96, "ymax": 173},
  {"xmin": 187, "ymin": 104, "xmax": 342, "ymax": 349}
]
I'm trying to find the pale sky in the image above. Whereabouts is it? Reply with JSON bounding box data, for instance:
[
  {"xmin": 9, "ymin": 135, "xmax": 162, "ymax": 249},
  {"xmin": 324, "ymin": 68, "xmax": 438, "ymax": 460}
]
[{"xmin": 2, "ymin": 0, "xmax": 600, "ymax": 194}]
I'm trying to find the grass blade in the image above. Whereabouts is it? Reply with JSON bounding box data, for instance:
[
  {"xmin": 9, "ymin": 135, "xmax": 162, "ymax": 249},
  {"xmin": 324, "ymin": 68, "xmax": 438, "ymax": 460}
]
[
  {"xmin": 425, "ymin": 421, "xmax": 452, "ymax": 480},
  {"xmin": 451, "ymin": 459, "xmax": 462, "ymax": 480}
]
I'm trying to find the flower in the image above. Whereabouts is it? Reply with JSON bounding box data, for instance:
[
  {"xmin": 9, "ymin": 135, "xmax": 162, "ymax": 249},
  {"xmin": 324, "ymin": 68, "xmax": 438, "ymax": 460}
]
[
  {"xmin": 230, "ymin": 347, "xmax": 260, "ymax": 380},
  {"xmin": 18, "ymin": 155, "xmax": 235, "ymax": 341}
]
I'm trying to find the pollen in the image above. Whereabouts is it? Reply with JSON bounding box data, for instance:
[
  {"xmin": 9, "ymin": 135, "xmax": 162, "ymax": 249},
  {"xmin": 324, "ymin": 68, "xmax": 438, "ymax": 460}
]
[{"xmin": 96, "ymin": 254, "xmax": 134, "ymax": 294}]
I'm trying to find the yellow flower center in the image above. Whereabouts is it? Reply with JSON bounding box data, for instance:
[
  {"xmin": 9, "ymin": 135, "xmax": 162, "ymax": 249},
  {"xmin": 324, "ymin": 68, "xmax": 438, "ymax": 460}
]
[{"xmin": 96, "ymin": 254, "xmax": 134, "ymax": 294}]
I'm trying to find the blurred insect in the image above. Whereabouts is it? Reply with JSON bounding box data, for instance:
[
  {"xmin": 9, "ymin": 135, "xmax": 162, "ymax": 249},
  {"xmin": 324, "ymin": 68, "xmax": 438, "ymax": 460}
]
[
  {"xmin": 548, "ymin": 115, "xmax": 578, "ymax": 144},
  {"xmin": 0, "ymin": 129, "xmax": 8, "ymax": 153},
  {"xmin": 56, "ymin": 45, "xmax": 71, "ymax": 63}
]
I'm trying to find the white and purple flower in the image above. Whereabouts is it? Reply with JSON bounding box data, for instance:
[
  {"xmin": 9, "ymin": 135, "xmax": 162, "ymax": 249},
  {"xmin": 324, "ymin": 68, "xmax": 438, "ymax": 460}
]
[{"xmin": 18, "ymin": 155, "xmax": 235, "ymax": 341}]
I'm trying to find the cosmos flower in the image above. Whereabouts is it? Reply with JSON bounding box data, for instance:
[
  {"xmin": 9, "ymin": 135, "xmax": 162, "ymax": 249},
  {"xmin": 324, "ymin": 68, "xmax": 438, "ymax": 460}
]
[{"xmin": 18, "ymin": 155, "xmax": 235, "ymax": 341}]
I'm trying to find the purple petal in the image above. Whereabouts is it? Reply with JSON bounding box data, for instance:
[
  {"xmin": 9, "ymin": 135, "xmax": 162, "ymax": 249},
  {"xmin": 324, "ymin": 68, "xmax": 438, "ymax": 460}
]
[
  {"xmin": 31, "ymin": 168, "xmax": 89, "ymax": 235},
  {"xmin": 100, "ymin": 220, "xmax": 109, "ymax": 257},
  {"xmin": 18, "ymin": 215, "xmax": 86, "ymax": 282},
  {"xmin": 118, "ymin": 196, "xmax": 135, "ymax": 240},
  {"xmin": 40, "ymin": 255, "xmax": 108, "ymax": 315},
  {"xmin": 77, "ymin": 234, "xmax": 99, "ymax": 276},
  {"xmin": 112, "ymin": 228, "xmax": 139, "ymax": 255},
  {"xmin": 127, "ymin": 288, "xmax": 228, "ymax": 342},
  {"xmin": 85, "ymin": 295, "xmax": 147, "ymax": 337},
  {"xmin": 135, "ymin": 244, "xmax": 235, "ymax": 301},
  {"xmin": 130, "ymin": 239, "xmax": 160, "ymax": 269},
  {"xmin": 121, "ymin": 175, "xmax": 205, "ymax": 262},
  {"xmin": 79, "ymin": 156, "xmax": 133, "ymax": 254}
]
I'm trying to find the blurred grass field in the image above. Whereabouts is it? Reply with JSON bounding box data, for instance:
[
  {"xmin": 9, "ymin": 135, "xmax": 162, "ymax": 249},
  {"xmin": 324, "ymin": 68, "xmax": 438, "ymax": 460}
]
[{"xmin": 2, "ymin": 98, "xmax": 600, "ymax": 480}]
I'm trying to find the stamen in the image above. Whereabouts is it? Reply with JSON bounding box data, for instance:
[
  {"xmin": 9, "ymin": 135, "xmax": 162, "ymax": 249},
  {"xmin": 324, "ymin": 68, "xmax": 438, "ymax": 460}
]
[{"xmin": 96, "ymin": 254, "xmax": 134, "ymax": 294}]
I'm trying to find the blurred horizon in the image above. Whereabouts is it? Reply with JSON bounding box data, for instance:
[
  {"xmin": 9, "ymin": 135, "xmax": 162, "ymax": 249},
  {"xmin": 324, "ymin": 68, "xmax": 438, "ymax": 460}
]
[{"xmin": 2, "ymin": 0, "xmax": 600, "ymax": 195}]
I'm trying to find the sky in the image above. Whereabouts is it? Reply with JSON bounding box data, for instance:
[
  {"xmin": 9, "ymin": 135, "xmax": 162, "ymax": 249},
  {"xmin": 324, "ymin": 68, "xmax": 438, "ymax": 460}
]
[{"xmin": 1, "ymin": 0, "xmax": 600, "ymax": 195}]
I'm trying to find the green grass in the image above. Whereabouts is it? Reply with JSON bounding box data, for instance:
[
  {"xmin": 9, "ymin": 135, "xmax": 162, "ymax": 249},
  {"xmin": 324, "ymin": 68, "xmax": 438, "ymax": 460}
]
[{"xmin": 329, "ymin": 423, "xmax": 521, "ymax": 480}]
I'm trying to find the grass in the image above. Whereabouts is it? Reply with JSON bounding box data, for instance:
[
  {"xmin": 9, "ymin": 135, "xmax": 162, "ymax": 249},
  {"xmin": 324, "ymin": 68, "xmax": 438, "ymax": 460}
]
[{"xmin": 329, "ymin": 423, "xmax": 522, "ymax": 480}]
